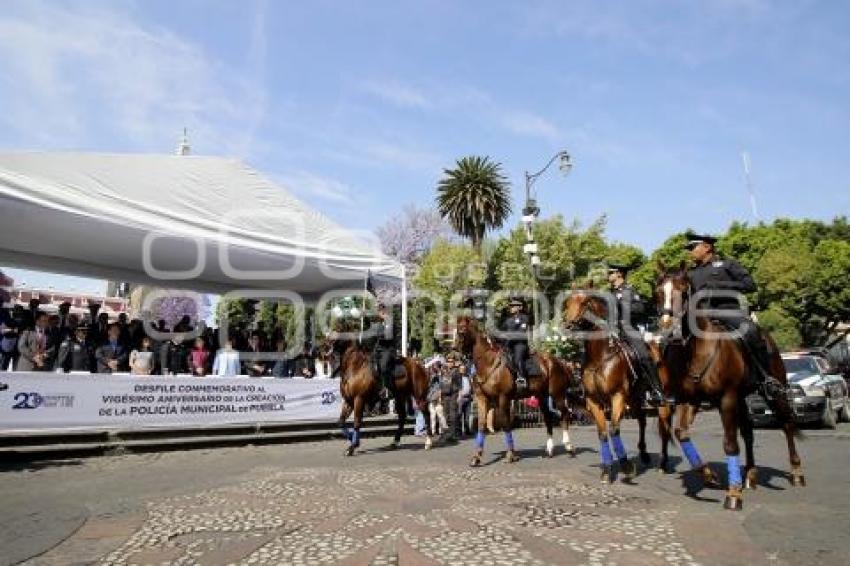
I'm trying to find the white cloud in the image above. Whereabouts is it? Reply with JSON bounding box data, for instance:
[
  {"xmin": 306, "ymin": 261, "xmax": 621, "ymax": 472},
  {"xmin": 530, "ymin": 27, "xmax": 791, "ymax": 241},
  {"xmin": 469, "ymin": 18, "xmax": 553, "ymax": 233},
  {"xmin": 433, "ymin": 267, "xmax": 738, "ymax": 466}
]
[
  {"xmin": 355, "ymin": 77, "xmax": 562, "ymax": 142},
  {"xmin": 276, "ymin": 170, "xmax": 354, "ymax": 203},
  {"xmin": 498, "ymin": 110, "xmax": 562, "ymax": 141},
  {"xmin": 0, "ymin": 1, "xmax": 267, "ymax": 156},
  {"xmin": 358, "ymin": 79, "xmax": 432, "ymax": 109}
]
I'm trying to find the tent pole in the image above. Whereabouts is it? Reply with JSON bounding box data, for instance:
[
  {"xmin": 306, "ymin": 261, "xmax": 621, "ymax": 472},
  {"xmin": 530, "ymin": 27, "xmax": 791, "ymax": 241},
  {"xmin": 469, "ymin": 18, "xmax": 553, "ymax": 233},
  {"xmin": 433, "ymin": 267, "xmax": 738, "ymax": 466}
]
[{"xmin": 401, "ymin": 265, "xmax": 408, "ymax": 357}]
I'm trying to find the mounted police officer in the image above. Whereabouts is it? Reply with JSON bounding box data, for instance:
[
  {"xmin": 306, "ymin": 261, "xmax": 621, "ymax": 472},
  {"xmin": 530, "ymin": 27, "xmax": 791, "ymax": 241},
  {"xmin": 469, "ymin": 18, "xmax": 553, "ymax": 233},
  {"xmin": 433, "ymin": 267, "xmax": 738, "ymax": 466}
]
[
  {"xmin": 608, "ymin": 263, "xmax": 671, "ymax": 407},
  {"xmin": 372, "ymin": 303, "xmax": 397, "ymax": 399},
  {"xmin": 501, "ymin": 297, "xmax": 531, "ymax": 389},
  {"xmin": 685, "ymin": 233, "xmax": 781, "ymax": 397}
]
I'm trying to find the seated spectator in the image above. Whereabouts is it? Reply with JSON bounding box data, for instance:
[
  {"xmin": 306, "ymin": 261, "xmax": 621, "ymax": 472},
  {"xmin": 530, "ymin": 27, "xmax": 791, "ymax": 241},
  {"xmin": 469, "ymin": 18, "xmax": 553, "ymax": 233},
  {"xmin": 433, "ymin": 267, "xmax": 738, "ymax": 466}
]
[
  {"xmin": 95, "ymin": 324, "xmax": 129, "ymax": 374},
  {"xmin": 293, "ymin": 342, "xmax": 316, "ymax": 378},
  {"xmin": 188, "ymin": 337, "xmax": 210, "ymax": 376},
  {"xmin": 18, "ymin": 312, "xmax": 58, "ymax": 371},
  {"xmin": 160, "ymin": 333, "xmax": 189, "ymax": 375},
  {"xmin": 271, "ymin": 337, "xmax": 292, "ymax": 378},
  {"xmin": 244, "ymin": 334, "xmax": 268, "ymax": 377},
  {"xmin": 130, "ymin": 336, "xmax": 156, "ymax": 375},
  {"xmin": 212, "ymin": 336, "xmax": 241, "ymax": 376},
  {"xmin": 56, "ymin": 323, "xmax": 94, "ymax": 373}
]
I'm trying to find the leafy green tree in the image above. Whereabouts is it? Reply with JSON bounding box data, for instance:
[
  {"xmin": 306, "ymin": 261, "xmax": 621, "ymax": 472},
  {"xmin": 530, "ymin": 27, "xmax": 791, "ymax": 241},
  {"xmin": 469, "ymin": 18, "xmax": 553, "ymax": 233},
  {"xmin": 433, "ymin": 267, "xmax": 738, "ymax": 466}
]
[
  {"xmin": 436, "ymin": 156, "xmax": 511, "ymax": 253},
  {"xmin": 605, "ymin": 243, "xmax": 646, "ymax": 269},
  {"xmin": 630, "ymin": 232, "xmax": 692, "ymax": 298},
  {"xmin": 811, "ymin": 239, "xmax": 850, "ymax": 346},
  {"xmin": 719, "ymin": 218, "xmax": 850, "ymax": 346},
  {"xmin": 411, "ymin": 240, "xmax": 484, "ymax": 355},
  {"xmin": 415, "ymin": 239, "xmax": 486, "ymax": 299},
  {"xmin": 215, "ymin": 298, "xmax": 255, "ymax": 330},
  {"xmin": 758, "ymin": 306, "xmax": 802, "ymax": 351},
  {"xmin": 488, "ymin": 215, "xmax": 609, "ymax": 294}
]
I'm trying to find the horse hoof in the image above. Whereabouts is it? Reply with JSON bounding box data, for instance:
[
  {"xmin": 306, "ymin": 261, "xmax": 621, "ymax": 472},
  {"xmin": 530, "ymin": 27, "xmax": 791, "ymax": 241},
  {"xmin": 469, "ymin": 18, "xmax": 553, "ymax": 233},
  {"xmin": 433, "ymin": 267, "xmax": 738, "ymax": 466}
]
[
  {"xmin": 600, "ymin": 469, "xmax": 612, "ymax": 484},
  {"xmin": 424, "ymin": 438, "xmax": 433, "ymax": 451},
  {"xmin": 344, "ymin": 446, "xmax": 355, "ymax": 457},
  {"xmin": 621, "ymin": 459, "xmax": 636, "ymax": 480},
  {"xmin": 701, "ymin": 465, "xmax": 721, "ymax": 489},
  {"xmin": 565, "ymin": 445, "xmax": 576, "ymax": 458},
  {"xmin": 744, "ymin": 469, "xmax": 758, "ymax": 490},
  {"xmin": 640, "ymin": 452, "xmax": 652, "ymax": 466},
  {"xmin": 470, "ymin": 456, "xmax": 481, "ymax": 468},
  {"xmin": 792, "ymin": 474, "xmax": 806, "ymax": 487},
  {"xmin": 723, "ymin": 494, "xmax": 743, "ymax": 511},
  {"xmin": 505, "ymin": 451, "xmax": 519, "ymax": 464},
  {"xmin": 544, "ymin": 448, "xmax": 554, "ymax": 459}
]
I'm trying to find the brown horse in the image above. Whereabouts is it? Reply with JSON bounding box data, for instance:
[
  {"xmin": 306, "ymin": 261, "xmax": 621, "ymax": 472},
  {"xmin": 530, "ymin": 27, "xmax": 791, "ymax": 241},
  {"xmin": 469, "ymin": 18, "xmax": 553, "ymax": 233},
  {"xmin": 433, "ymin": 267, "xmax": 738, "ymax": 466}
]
[
  {"xmin": 336, "ymin": 340, "xmax": 433, "ymax": 456},
  {"xmin": 563, "ymin": 285, "xmax": 653, "ymax": 483},
  {"xmin": 454, "ymin": 316, "xmax": 576, "ymax": 467},
  {"xmin": 655, "ymin": 264, "xmax": 804, "ymax": 509}
]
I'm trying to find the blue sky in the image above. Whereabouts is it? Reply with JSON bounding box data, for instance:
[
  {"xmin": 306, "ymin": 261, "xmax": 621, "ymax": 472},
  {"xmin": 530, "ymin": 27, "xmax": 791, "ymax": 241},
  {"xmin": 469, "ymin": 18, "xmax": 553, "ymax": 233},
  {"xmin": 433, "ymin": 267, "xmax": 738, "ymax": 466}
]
[{"xmin": 1, "ymin": 0, "xmax": 848, "ymax": 293}]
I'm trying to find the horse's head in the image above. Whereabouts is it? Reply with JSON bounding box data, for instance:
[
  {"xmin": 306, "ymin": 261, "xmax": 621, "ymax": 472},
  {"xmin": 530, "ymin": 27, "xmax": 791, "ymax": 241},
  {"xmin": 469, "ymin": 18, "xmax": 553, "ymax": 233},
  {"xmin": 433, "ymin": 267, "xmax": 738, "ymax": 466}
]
[
  {"xmin": 655, "ymin": 260, "xmax": 690, "ymax": 337},
  {"xmin": 563, "ymin": 280, "xmax": 606, "ymax": 331},
  {"xmin": 454, "ymin": 315, "xmax": 477, "ymax": 354}
]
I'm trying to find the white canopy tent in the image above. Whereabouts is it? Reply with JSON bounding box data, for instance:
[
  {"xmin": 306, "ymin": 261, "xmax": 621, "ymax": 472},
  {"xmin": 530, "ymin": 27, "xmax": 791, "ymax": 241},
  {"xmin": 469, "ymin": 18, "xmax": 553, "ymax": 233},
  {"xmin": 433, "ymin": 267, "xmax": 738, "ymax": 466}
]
[{"xmin": 0, "ymin": 152, "xmax": 407, "ymax": 350}]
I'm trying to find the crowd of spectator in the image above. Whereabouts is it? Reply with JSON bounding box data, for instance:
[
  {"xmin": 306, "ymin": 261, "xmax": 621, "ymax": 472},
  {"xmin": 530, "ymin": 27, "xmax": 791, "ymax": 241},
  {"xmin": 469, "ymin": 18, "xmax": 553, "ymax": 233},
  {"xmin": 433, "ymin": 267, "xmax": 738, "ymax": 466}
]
[
  {"xmin": 0, "ymin": 300, "xmax": 319, "ymax": 377},
  {"xmin": 421, "ymin": 351, "xmax": 474, "ymax": 443}
]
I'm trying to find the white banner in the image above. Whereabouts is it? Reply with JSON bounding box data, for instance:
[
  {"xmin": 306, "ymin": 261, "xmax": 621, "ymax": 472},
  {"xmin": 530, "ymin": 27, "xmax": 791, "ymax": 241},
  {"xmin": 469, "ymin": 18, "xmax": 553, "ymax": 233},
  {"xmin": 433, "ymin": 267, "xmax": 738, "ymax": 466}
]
[{"xmin": 0, "ymin": 372, "xmax": 342, "ymax": 432}]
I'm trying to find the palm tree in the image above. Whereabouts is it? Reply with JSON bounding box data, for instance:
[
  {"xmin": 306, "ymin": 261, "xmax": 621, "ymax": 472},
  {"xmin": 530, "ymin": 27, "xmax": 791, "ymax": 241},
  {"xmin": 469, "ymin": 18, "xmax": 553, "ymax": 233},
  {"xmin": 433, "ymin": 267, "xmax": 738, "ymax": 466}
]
[{"xmin": 436, "ymin": 156, "xmax": 511, "ymax": 253}]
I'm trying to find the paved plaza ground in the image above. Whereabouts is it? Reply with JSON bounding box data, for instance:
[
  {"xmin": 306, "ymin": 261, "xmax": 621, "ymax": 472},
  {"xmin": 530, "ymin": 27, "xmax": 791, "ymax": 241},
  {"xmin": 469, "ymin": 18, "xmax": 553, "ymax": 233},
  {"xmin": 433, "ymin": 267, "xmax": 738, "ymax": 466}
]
[{"xmin": 2, "ymin": 413, "xmax": 849, "ymax": 566}]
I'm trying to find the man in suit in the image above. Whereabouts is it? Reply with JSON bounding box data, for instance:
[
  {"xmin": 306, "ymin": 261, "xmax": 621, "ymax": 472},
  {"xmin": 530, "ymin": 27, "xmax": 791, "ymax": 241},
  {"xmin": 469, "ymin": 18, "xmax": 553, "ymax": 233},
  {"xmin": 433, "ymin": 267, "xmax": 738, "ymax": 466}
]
[
  {"xmin": 95, "ymin": 324, "xmax": 129, "ymax": 374},
  {"xmin": 17, "ymin": 311, "xmax": 58, "ymax": 371}
]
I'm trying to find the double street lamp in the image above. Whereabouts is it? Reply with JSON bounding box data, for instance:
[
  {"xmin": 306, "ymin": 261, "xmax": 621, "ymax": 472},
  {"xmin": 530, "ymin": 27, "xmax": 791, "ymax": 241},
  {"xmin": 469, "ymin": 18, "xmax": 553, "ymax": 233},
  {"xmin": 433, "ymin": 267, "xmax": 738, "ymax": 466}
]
[{"xmin": 522, "ymin": 150, "xmax": 572, "ymax": 331}]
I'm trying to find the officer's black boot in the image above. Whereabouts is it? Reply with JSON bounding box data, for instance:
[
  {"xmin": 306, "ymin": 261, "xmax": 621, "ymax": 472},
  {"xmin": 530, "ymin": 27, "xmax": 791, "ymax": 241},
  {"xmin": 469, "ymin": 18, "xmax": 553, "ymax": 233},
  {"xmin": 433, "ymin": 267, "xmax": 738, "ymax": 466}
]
[
  {"xmin": 741, "ymin": 326, "xmax": 781, "ymax": 399},
  {"xmin": 515, "ymin": 371, "xmax": 527, "ymax": 390},
  {"xmin": 643, "ymin": 361, "xmax": 673, "ymax": 407}
]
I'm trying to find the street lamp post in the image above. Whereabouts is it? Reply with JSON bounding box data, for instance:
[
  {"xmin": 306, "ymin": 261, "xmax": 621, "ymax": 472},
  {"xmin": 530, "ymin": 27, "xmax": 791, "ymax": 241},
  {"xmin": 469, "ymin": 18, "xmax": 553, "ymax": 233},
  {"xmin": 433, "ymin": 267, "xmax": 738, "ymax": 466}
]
[{"xmin": 522, "ymin": 150, "xmax": 572, "ymax": 335}]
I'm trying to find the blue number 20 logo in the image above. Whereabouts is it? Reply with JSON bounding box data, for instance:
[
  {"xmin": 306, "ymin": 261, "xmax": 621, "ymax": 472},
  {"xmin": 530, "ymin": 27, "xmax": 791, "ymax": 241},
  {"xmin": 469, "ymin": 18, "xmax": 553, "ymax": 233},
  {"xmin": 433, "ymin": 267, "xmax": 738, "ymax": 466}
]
[
  {"xmin": 321, "ymin": 391, "xmax": 337, "ymax": 405},
  {"xmin": 13, "ymin": 392, "xmax": 44, "ymax": 409}
]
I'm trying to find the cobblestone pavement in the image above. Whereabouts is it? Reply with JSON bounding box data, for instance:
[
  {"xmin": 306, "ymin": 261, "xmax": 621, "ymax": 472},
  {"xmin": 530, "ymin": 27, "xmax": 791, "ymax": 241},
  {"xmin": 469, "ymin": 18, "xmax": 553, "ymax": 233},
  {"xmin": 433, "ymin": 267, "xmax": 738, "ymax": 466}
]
[{"xmin": 3, "ymin": 415, "xmax": 850, "ymax": 566}]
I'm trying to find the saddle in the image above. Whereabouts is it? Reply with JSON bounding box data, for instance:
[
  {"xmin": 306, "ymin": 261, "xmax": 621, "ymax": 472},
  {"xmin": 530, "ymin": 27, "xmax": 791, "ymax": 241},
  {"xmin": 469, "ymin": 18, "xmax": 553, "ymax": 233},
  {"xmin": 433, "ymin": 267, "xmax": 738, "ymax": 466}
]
[{"xmin": 502, "ymin": 351, "xmax": 543, "ymax": 378}]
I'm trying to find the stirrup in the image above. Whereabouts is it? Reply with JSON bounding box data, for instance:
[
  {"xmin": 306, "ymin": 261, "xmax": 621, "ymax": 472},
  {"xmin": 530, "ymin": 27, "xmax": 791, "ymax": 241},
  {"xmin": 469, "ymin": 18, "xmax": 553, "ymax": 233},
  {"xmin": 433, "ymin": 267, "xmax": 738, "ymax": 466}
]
[{"xmin": 515, "ymin": 377, "xmax": 527, "ymax": 389}]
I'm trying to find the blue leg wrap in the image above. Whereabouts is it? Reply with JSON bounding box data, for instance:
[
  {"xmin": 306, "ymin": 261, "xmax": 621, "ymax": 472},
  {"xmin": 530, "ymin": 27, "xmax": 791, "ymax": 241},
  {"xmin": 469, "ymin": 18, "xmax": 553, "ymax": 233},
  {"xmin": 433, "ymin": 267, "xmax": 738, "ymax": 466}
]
[
  {"xmin": 611, "ymin": 435, "xmax": 627, "ymax": 460},
  {"xmin": 475, "ymin": 431, "xmax": 485, "ymax": 449},
  {"xmin": 726, "ymin": 455, "xmax": 742, "ymax": 487},
  {"xmin": 680, "ymin": 439, "xmax": 703, "ymax": 468},
  {"xmin": 599, "ymin": 438, "xmax": 614, "ymax": 466},
  {"xmin": 351, "ymin": 428, "xmax": 360, "ymax": 447},
  {"xmin": 504, "ymin": 431, "xmax": 515, "ymax": 451}
]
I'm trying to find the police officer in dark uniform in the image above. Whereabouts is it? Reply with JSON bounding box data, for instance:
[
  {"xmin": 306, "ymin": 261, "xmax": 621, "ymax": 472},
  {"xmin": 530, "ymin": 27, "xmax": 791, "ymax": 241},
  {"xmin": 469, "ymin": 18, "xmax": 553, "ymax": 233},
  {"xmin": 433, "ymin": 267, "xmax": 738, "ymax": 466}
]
[
  {"xmin": 372, "ymin": 303, "xmax": 397, "ymax": 398},
  {"xmin": 608, "ymin": 264, "xmax": 670, "ymax": 406},
  {"xmin": 685, "ymin": 233, "xmax": 780, "ymax": 396},
  {"xmin": 55, "ymin": 323, "xmax": 95, "ymax": 372},
  {"xmin": 501, "ymin": 297, "xmax": 531, "ymax": 389}
]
